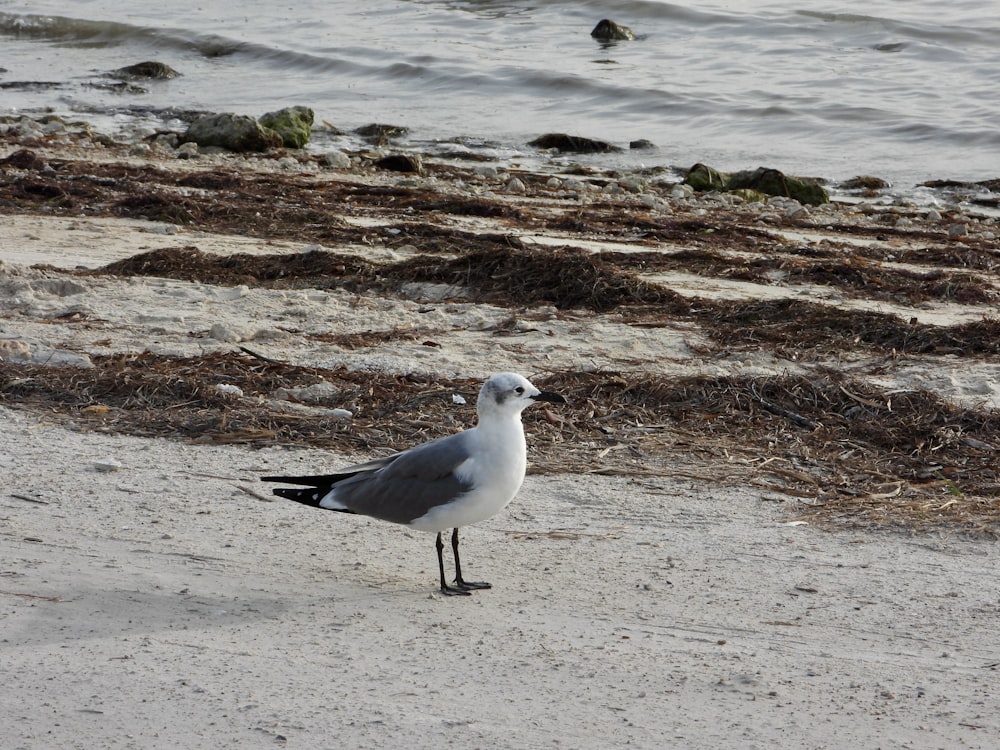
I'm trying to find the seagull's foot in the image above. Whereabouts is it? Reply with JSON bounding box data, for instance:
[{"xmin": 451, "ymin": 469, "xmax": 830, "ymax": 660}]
[
  {"xmin": 440, "ymin": 583, "xmax": 473, "ymax": 597},
  {"xmin": 454, "ymin": 578, "xmax": 492, "ymax": 591}
]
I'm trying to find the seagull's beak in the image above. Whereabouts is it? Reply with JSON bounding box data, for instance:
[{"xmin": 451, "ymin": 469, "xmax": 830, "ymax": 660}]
[{"xmin": 531, "ymin": 390, "xmax": 567, "ymax": 404}]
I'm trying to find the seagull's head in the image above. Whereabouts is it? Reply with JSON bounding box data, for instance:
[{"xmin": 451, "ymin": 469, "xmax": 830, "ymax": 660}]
[{"xmin": 477, "ymin": 372, "xmax": 566, "ymax": 418}]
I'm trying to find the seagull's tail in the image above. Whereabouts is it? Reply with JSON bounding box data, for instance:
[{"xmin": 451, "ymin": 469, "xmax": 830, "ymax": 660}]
[{"xmin": 260, "ymin": 473, "xmax": 357, "ymax": 511}]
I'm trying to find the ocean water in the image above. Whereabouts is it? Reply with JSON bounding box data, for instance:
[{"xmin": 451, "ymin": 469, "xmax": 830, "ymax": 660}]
[{"xmin": 1, "ymin": 0, "xmax": 998, "ymax": 188}]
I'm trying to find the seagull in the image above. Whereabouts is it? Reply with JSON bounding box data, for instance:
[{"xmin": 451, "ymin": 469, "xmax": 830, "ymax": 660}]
[{"xmin": 261, "ymin": 373, "xmax": 566, "ymax": 596}]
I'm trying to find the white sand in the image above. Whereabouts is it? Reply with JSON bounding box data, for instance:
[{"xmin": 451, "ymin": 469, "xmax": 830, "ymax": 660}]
[{"xmin": 2, "ymin": 152, "xmax": 1000, "ymax": 749}]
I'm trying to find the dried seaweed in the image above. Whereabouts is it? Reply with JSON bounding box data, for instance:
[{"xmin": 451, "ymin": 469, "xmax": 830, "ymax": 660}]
[{"xmin": 3, "ymin": 353, "xmax": 999, "ymax": 533}]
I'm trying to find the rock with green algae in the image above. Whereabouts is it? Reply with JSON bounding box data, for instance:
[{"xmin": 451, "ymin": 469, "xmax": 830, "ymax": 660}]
[
  {"xmin": 728, "ymin": 167, "xmax": 829, "ymax": 205},
  {"xmin": 684, "ymin": 163, "xmax": 729, "ymax": 191},
  {"xmin": 683, "ymin": 163, "xmax": 829, "ymax": 205},
  {"xmin": 259, "ymin": 106, "xmax": 314, "ymax": 148},
  {"xmin": 183, "ymin": 112, "xmax": 283, "ymax": 153}
]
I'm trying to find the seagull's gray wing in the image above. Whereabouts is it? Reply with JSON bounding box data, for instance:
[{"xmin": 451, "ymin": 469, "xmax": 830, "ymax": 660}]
[{"xmin": 328, "ymin": 431, "xmax": 476, "ymax": 525}]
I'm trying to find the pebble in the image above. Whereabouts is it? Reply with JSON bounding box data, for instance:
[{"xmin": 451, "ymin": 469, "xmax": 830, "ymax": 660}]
[
  {"xmin": 505, "ymin": 177, "xmax": 526, "ymax": 194},
  {"xmin": 948, "ymin": 223, "xmax": 968, "ymax": 237},
  {"xmin": 209, "ymin": 323, "xmax": 244, "ymax": 342},
  {"xmin": 322, "ymin": 150, "xmax": 351, "ymax": 168},
  {"xmin": 618, "ymin": 176, "xmax": 645, "ymax": 193},
  {"xmin": 215, "ymin": 384, "xmax": 244, "ymax": 397},
  {"xmin": 176, "ymin": 142, "xmax": 200, "ymax": 159},
  {"xmin": 94, "ymin": 457, "xmax": 124, "ymax": 473}
]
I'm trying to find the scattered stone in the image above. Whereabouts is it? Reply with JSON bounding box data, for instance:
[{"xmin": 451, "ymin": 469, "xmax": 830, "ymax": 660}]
[
  {"xmin": 840, "ymin": 175, "xmax": 890, "ymax": 191},
  {"xmin": 784, "ymin": 203, "xmax": 810, "ymax": 220},
  {"xmin": 215, "ymin": 383, "xmax": 244, "ymax": 397},
  {"xmin": 591, "ymin": 19, "xmax": 636, "ymax": 41},
  {"xmin": 153, "ymin": 132, "xmax": 180, "ymax": 150},
  {"xmin": 183, "ymin": 113, "xmax": 283, "ymax": 153},
  {"xmin": 629, "ymin": 139, "xmax": 656, "ymax": 150},
  {"xmin": 619, "ymin": 176, "xmax": 645, "ymax": 193},
  {"xmin": 506, "ymin": 177, "xmax": 526, "ymax": 194},
  {"xmin": 272, "ymin": 382, "xmax": 340, "ymax": 405},
  {"xmin": 375, "ymin": 153, "xmax": 424, "ymax": 174},
  {"xmin": 670, "ymin": 184, "xmax": 695, "ymax": 199},
  {"xmin": 355, "ymin": 123, "xmax": 409, "ymax": 145},
  {"xmin": 528, "ymin": 133, "xmax": 621, "ymax": 153},
  {"xmin": 176, "ymin": 141, "xmax": 200, "ymax": 159},
  {"xmin": 94, "ymin": 457, "xmax": 124, "ymax": 472},
  {"xmin": 948, "ymin": 223, "xmax": 968, "ymax": 237},
  {"xmin": 0, "ymin": 336, "xmax": 93, "ymax": 368},
  {"xmin": 209, "ymin": 323, "xmax": 245, "ymax": 343},
  {"xmin": 108, "ymin": 62, "xmax": 180, "ymax": 80},
  {"xmin": 259, "ymin": 105, "xmax": 314, "ymax": 148},
  {"xmin": 322, "ymin": 150, "xmax": 352, "ymax": 168},
  {"xmin": 1, "ymin": 149, "xmax": 48, "ymax": 170},
  {"xmin": 925, "ymin": 209, "xmax": 942, "ymax": 221}
]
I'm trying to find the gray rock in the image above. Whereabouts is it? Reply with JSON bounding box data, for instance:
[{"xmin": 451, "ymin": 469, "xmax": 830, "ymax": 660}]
[
  {"xmin": 109, "ymin": 61, "xmax": 180, "ymax": 80},
  {"xmin": 183, "ymin": 113, "xmax": 283, "ymax": 153},
  {"xmin": 176, "ymin": 142, "xmax": 200, "ymax": 159},
  {"xmin": 0, "ymin": 336, "xmax": 93, "ymax": 368},
  {"xmin": 591, "ymin": 19, "xmax": 636, "ymax": 41},
  {"xmin": 322, "ymin": 151, "xmax": 352, "ymax": 168}
]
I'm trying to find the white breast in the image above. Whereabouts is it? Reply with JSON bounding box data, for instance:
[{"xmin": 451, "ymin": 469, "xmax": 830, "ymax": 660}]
[{"xmin": 407, "ymin": 419, "xmax": 527, "ymax": 532}]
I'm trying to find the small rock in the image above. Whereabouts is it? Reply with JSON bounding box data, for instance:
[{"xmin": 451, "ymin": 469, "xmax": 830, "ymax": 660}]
[
  {"xmin": 948, "ymin": 223, "xmax": 968, "ymax": 237},
  {"xmin": 0, "ymin": 149, "xmax": 48, "ymax": 170},
  {"xmin": 209, "ymin": 323, "xmax": 243, "ymax": 343},
  {"xmin": 528, "ymin": 133, "xmax": 621, "ymax": 153},
  {"xmin": 629, "ymin": 139, "xmax": 656, "ymax": 150},
  {"xmin": 259, "ymin": 105, "xmax": 314, "ymax": 148},
  {"xmin": 591, "ymin": 19, "xmax": 636, "ymax": 41},
  {"xmin": 94, "ymin": 457, "xmax": 124, "ymax": 473},
  {"xmin": 322, "ymin": 150, "xmax": 351, "ymax": 168},
  {"xmin": 176, "ymin": 141, "xmax": 200, "ymax": 159},
  {"xmin": 215, "ymin": 383, "xmax": 244, "ymax": 397},
  {"xmin": 619, "ymin": 176, "xmax": 645, "ymax": 193},
  {"xmin": 355, "ymin": 123, "xmax": 409, "ymax": 145},
  {"xmin": 375, "ymin": 154, "xmax": 423, "ymax": 174},
  {"xmin": 272, "ymin": 381, "xmax": 340, "ymax": 405},
  {"xmin": 109, "ymin": 61, "xmax": 180, "ymax": 80},
  {"xmin": 924, "ymin": 209, "xmax": 942, "ymax": 221},
  {"xmin": 505, "ymin": 177, "xmax": 526, "ymax": 194}
]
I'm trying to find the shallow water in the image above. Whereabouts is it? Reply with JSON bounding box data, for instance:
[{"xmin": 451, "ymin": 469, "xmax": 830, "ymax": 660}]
[{"xmin": 1, "ymin": 0, "xmax": 998, "ymax": 187}]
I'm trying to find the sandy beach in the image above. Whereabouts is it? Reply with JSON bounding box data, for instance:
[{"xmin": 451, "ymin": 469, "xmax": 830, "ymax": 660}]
[{"xmin": 2, "ymin": 128, "xmax": 1000, "ymax": 749}]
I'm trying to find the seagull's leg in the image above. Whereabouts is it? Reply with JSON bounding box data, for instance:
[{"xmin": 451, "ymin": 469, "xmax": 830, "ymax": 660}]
[
  {"xmin": 436, "ymin": 531, "xmax": 470, "ymax": 596},
  {"xmin": 452, "ymin": 527, "xmax": 491, "ymax": 591}
]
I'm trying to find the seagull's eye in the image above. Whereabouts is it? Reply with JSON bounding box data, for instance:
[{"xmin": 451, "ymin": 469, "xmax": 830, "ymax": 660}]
[{"xmin": 514, "ymin": 386, "xmax": 525, "ymax": 395}]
